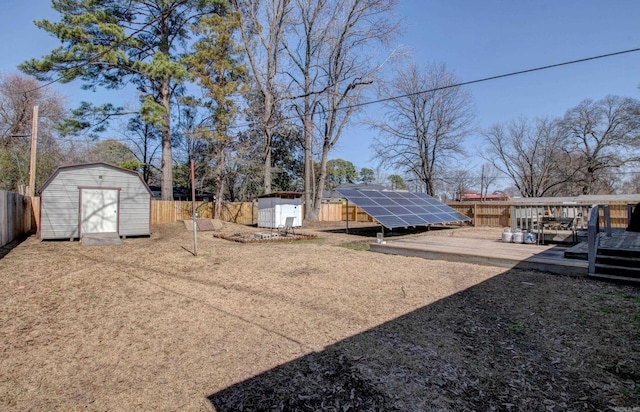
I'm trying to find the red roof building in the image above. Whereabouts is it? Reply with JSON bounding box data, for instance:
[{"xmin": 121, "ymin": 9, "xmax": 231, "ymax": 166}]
[{"xmin": 459, "ymin": 191, "xmax": 512, "ymax": 202}]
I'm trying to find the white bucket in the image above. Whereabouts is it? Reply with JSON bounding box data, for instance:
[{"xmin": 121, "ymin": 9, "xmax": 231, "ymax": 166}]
[
  {"xmin": 524, "ymin": 231, "xmax": 537, "ymax": 244},
  {"xmin": 502, "ymin": 229, "xmax": 512, "ymax": 243},
  {"xmin": 512, "ymin": 231, "xmax": 524, "ymax": 243}
]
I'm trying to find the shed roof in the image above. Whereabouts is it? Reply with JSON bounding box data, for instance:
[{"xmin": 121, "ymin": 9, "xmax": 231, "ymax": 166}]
[
  {"xmin": 256, "ymin": 191, "xmax": 303, "ymax": 199},
  {"xmin": 39, "ymin": 162, "xmax": 152, "ymax": 196}
]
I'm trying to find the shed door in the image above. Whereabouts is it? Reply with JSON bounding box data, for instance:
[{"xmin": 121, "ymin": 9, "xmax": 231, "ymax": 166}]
[{"xmin": 81, "ymin": 189, "xmax": 119, "ymax": 235}]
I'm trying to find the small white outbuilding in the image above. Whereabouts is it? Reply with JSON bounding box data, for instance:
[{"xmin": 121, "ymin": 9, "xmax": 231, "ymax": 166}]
[
  {"xmin": 38, "ymin": 162, "xmax": 152, "ymax": 240},
  {"xmin": 257, "ymin": 192, "xmax": 303, "ymax": 229}
]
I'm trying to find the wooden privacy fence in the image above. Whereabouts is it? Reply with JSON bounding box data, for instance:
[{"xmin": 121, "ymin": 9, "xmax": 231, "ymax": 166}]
[
  {"xmin": 447, "ymin": 201, "xmax": 633, "ymax": 228},
  {"xmin": 447, "ymin": 202, "xmax": 512, "ymax": 227},
  {"xmin": 322, "ymin": 203, "xmax": 373, "ymax": 222},
  {"xmin": 150, "ymin": 200, "xmax": 635, "ymax": 227},
  {"xmin": 152, "ymin": 201, "xmax": 260, "ymax": 225},
  {"xmin": 150, "ymin": 201, "xmax": 373, "ymax": 225},
  {"xmin": 221, "ymin": 202, "xmax": 258, "ymax": 225},
  {"xmin": 0, "ymin": 191, "xmax": 35, "ymax": 248},
  {"xmin": 8, "ymin": 199, "xmax": 636, "ymax": 237},
  {"xmin": 342, "ymin": 204, "xmax": 374, "ymax": 222},
  {"xmin": 7, "ymin": 198, "xmax": 636, "ymax": 237},
  {"xmin": 592, "ymin": 202, "xmax": 633, "ymax": 228}
]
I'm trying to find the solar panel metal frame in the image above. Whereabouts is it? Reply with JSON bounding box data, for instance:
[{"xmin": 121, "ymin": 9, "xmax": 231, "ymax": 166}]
[{"xmin": 336, "ymin": 188, "xmax": 471, "ymax": 229}]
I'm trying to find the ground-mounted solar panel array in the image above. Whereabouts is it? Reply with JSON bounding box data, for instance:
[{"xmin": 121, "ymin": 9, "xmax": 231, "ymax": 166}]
[{"xmin": 336, "ymin": 188, "xmax": 471, "ymax": 229}]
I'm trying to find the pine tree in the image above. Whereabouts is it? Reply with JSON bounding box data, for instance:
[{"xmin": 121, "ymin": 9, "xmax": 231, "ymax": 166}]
[
  {"xmin": 187, "ymin": 4, "xmax": 247, "ymax": 218},
  {"xmin": 21, "ymin": 0, "xmax": 227, "ymax": 200}
]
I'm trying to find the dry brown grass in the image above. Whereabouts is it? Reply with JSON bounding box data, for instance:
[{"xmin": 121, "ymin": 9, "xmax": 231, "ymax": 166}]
[{"xmin": 1, "ymin": 222, "xmax": 639, "ymax": 411}]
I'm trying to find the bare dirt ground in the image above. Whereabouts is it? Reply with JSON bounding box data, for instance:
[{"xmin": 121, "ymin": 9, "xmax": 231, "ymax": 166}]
[{"xmin": 1, "ymin": 221, "xmax": 639, "ymax": 411}]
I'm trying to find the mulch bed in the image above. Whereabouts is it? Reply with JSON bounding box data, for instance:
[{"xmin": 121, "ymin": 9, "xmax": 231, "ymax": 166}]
[{"xmin": 213, "ymin": 231, "xmax": 318, "ymax": 243}]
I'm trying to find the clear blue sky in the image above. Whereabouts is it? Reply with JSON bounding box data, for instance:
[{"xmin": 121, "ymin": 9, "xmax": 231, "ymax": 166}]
[
  {"xmin": 338, "ymin": 1, "xmax": 640, "ymax": 174},
  {"xmin": 1, "ymin": 1, "xmax": 639, "ymax": 178}
]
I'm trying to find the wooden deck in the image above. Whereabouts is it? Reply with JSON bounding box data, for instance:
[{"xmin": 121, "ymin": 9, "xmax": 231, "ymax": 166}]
[
  {"xmin": 370, "ymin": 236, "xmax": 588, "ymax": 276},
  {"xmin": 599, "ymin": 230, "xmax": 640, "ymax": 250},
  {"xmin": 565, "ymin": 230, "xmax": 640, "ymax": 260}
]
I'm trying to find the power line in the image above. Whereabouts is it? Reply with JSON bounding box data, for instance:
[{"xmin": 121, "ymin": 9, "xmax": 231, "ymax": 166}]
[
  {"xmin": 350, "ymin": 47, "xmax": 640, "ymax": 109},
  {"xmin": 232, "ymin": 46, "xmax": 640, "ymax": 130},
  {"xmin": 435, "ymin": 170, "xmax": 640, "ymax": 181},
  {"xmin": 17, "ymin": 45, "xmax": 640, "ymax": 134}
]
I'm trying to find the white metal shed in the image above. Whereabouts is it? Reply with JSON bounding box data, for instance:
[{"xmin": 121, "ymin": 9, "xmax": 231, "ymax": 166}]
[
  {"xmin": 257, "ymin": 192, "xmax": 303, "ymax": 229},
  {"xmin": 38, "ymin": 163, "xmax": 152, "ymax": 240}
]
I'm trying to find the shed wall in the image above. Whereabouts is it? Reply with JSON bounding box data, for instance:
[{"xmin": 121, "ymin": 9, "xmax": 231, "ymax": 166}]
[{"xmin": 40, "ymin": 165, "xmax": 150, "ymax": 239}]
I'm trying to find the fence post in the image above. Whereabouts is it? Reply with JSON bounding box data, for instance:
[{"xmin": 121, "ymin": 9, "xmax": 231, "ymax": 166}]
[{"xmin": 473, "ymin": 202, "xmax": 477, "ymax": 227}]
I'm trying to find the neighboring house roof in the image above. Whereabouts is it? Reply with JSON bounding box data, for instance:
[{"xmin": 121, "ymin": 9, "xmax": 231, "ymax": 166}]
[
  {"xmin": 510, "ymin": 194, "xmax": 640, "ymax": 205},
  {"xmin": 460, "ymin": 192, "xmax": 512, "ymax": 201},
  {"xmin": 39, "ymin": 162, "xmax": 152, "ymax": 196},
  {"xmin": 336, "ymin": 183, "xmax": 388, "ymax": 191},
  {"xmin": 148, "ymin": 185, "xmax": 214, "ymax": 199},
  {"xmin": 322, "ymin": 189, "xmax": 344, "ymax": 200}
]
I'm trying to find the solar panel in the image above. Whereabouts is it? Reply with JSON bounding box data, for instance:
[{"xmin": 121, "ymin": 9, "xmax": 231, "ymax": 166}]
[{"xmin": 336, "ymin": 188, "xmax": 471, "ymax": 229}]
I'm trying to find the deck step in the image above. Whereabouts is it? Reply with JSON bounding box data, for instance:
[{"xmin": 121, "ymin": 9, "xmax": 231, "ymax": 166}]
[
  {"xmin": 588, "ymin": 272, "xmax": 640, "ymax": 284},
  {"xmin": 598, "ymin": 247, "xmax": 640, "ymax": 259},
  {"xmin": 596, "ymin": 254, "xmax": 640, "ymax": 268},
  {"xmin": 593, "ymin": 263, "xmax": 640, "ymax": 279},
  {"xmin": 564, "ymin": 250, "xmax": 587, "ymax": 260}
]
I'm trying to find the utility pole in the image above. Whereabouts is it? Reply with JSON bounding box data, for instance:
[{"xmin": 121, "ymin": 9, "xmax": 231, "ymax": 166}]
[{"xmin": 28, "ymin": 106, "xmax": 39, "ymax": 198}]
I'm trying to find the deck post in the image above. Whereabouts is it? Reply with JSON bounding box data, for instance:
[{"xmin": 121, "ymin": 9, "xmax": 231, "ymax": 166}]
[{"xmin": 587, "ymin": 204, "xmax": 600, "ymax": 275}]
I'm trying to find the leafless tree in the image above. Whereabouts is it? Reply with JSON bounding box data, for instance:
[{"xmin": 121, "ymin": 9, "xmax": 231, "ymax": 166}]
[
  {"xmin": 0, "ymin": 73, "xmax": 66, "ymax": 192},
  {"xmin": 282, "ymin": 0, "xmax": 330, "ymax": 218},
  {"xmin": 0, "ymin": 73, "xmax": 65, "ymax": 141},
  {"xmin": 233, "ymin": 0, "xmax": 291, "ymax": 195},
  {"xmin": 618, "ymin": 171, "xmax": 640, "ymax": 194},
  {"xmin": 478, "ymin": 163, "xmax": 499, "ymax": 200},
  {"xmin": 284, "ymin": 0, "xmax": 398, "ymax": 220},
  {"xmin": 482, "ymin": 117, "xmax": 574, "ymax": 197},
  {"xmin": 439, "ymin": 168, "xmax": 473, "ymax": 201},
  {"xmin": 372, "ymin": 63, "xmax": 474, "ymax": 196},
  {"xmin": 560, "ymin": 95, "xmax": 640, "ymax": 194},
  {"xmin": 224, "ymin": 131, "xmax": 263, "ymax": 201},
  {"xmin": 87, "ymin": 139, "xmax": 138, "ymax": 166},
  {"xmin": 119, "ymin": 115, "xmax": 162, "ymax": 184}
]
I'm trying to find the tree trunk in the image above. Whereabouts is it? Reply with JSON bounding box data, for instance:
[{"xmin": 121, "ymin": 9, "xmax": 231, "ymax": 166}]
[
  {"xmin": 303, "ymin": 107, "xmax": 314, "ymax": 219},
  {"xmin": 263, "ymin": 128, "xmax": 272, "ymax": 194},
  {"xmin": 307, "ymin": 138, "xmax": 330, "ymax": 222},
  {"xmin": 214, "ymin": 146, "xmax": 227, "ymax": 219},
  {"xmin": 424, "ymin": 177, "xmax": 435, "ymax": 197},
  {"xmin": 160, "ymin": 78, "xmax": 173, "ymax": 200},
  {"xmin": 303, "ymin": 146, "xmax": 313, "ymax": 219},
  {"xmin": 159, "ymin": 10, "xmax": 173, "ymax": 201},
  {"xmin": 143, "ymin": 127, "xmax": 151, "ymax": 183},
  {"xmin": 262, "ymin": 90, "xmax": 273, "ymax": 194}
]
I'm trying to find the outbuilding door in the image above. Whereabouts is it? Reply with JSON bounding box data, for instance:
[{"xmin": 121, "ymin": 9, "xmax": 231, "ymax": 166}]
[{"xmin": 80, "ymin": 188, "xmax": 119, "ymax": 235}]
